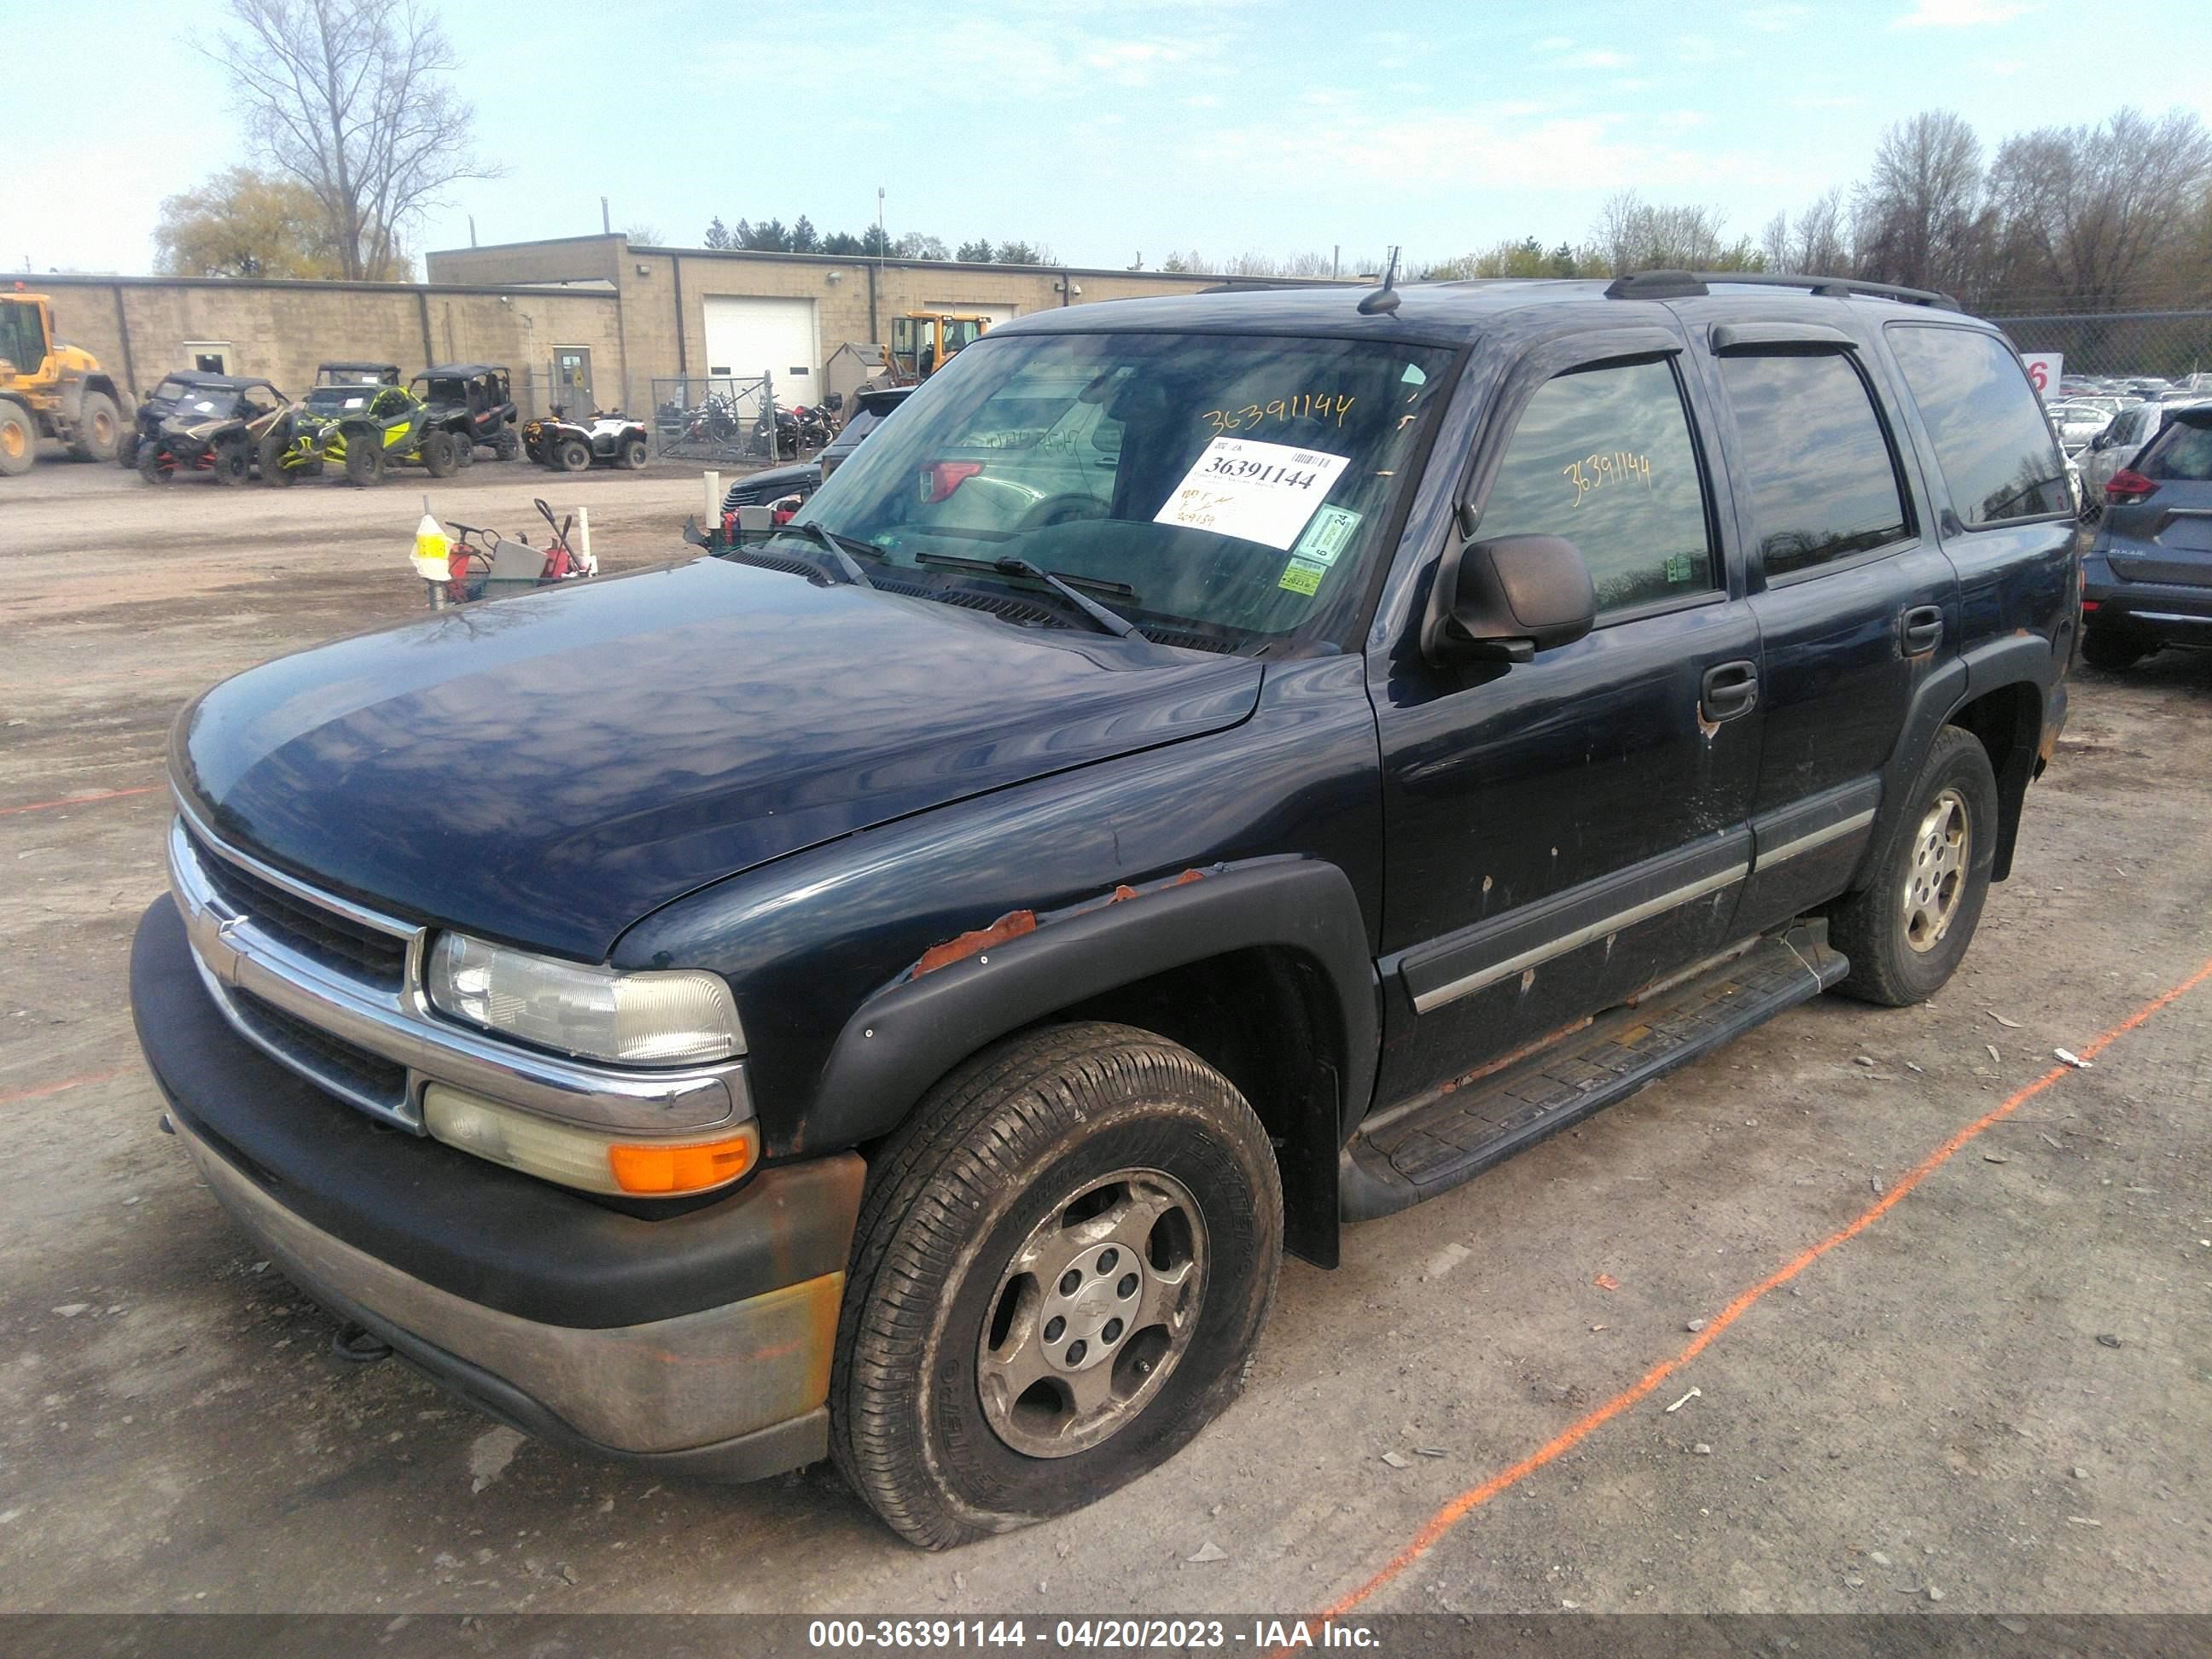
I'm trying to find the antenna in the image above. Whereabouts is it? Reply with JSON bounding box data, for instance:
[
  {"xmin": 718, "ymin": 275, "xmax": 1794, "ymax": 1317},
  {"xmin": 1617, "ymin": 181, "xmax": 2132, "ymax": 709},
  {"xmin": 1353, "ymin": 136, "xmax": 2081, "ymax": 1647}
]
[{"xmin": 1357, "ymin": 245, "xmax": 1402, "ymax": 315}]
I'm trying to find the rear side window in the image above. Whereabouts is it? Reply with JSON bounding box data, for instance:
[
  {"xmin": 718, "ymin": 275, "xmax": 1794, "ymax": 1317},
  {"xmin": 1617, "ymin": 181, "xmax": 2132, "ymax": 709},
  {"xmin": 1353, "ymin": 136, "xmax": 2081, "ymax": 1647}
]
[
  {"xmin": 2138, "ymin": 410, "xmax": 2212, "ymax": 481},
  {"xmin": 1716, "ymin": 350, "xmax": 1909, "ymax": 577},
  {"xmin": 1473, "ymin": 357, "xmax": 1715, "ymax": 614},
  {"xmin": 1887, "ymin": 325, "xmax": 2071, "ymax": 525}
]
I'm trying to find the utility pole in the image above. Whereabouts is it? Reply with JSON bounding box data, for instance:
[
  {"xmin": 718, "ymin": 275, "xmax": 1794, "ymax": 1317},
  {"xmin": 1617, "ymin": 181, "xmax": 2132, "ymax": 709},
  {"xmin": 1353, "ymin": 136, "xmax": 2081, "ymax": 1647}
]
[{"xmin": 469, "ymin": 216, "xmax": 478, "ymax": 247}]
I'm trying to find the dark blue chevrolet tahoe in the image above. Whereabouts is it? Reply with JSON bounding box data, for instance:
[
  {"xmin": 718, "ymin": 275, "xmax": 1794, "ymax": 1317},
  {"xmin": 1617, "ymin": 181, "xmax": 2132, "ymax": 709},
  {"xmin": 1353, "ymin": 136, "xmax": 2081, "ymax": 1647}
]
[{"xmin": 131, "ymin": 271, "xmax": 2076, "ymax": 1548}]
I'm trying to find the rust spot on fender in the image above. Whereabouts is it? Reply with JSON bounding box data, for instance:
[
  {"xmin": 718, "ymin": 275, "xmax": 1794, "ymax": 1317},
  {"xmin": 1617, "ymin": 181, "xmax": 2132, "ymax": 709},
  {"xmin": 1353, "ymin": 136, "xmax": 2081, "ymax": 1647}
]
[
  {"xmin": 914, "ymin": 910, "xmax": 1037, "ymax": 977},
  {"xmin": 1171, "ymin": 868, "xmax": 1205, "ymax": 887},
  {"xmin": 1110, "ymin": 884, "xmax": 1139, "ymax": 902}
]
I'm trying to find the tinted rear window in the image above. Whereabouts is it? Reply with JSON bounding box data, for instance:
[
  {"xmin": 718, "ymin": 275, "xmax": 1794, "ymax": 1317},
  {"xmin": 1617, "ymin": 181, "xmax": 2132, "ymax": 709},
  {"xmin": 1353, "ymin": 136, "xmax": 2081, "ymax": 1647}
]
[
  {"xmin": 2139, "ymin": 409, "xmax": 2212, "ymax": 482},
  {"xmin": 1887, "ymin": 325, "xmax": 2070, "ymax": 526},
  {"xmin": 1716, "ymin": 349, "xmax": 1910, "ymax": 577}
]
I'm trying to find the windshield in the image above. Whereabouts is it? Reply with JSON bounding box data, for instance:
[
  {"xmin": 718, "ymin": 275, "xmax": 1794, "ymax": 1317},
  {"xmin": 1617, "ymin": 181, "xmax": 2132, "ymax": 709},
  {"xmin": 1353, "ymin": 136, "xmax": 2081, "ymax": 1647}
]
[
  {"xmin": 416, "ymin": 376, "xmax": 469, "ymax": 405},
  {"xmin": 304, "ymin": 386, "xmax": 375, "ymax": 413},
  {"xmin": 795, "ymin": 330, "xmax": 1452, "ymax": 645}
]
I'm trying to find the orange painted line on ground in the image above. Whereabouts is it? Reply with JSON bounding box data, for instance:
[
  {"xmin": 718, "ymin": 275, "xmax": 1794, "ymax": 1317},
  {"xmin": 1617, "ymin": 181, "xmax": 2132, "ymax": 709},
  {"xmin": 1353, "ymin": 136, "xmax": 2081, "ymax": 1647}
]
[
  {"xmin": 1288, "ymin": 954, "xmax": 2212, "ymax": 1638},
  {"xmin": 0, "ymin": 1069, "xmax": 122, "ymax": 1107},
  {"xmin": 0, "ymin": 785, "xmax": 158, "ymax": 818}
]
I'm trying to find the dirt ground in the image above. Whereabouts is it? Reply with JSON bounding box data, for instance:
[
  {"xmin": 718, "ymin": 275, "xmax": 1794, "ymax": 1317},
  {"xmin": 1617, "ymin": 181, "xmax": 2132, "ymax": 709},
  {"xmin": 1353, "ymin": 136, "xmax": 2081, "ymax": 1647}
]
[{"xmin": 3, "ymin": 456, "xmax": 2209, "ymax": 1621}]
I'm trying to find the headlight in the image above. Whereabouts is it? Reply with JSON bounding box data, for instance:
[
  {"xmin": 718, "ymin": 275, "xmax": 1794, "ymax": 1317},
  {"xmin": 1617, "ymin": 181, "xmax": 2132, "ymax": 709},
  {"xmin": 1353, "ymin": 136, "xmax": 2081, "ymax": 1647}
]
[{"xmin": 426, "ymin": 933, "xmax": 744, "ymax": 1066}]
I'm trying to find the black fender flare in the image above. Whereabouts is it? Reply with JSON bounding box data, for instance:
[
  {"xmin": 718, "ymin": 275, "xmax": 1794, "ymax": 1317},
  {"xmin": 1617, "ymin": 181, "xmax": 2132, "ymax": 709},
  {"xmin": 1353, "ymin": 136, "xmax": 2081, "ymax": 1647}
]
[
  {"xmin": 804, "ymin": 858, "xmax": 1380, "ymax": 1159},
  {"xmin": 1859, "ymin": 637, "xmax": 2055, "ymax": 891}
]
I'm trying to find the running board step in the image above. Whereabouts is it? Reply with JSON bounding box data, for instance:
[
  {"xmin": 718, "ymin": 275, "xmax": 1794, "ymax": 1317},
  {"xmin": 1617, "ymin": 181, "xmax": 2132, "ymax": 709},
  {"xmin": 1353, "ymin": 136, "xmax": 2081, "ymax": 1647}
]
[{"xmin": 1341, "ymin": 928, "xmax": 1848, "ymax": 1222}]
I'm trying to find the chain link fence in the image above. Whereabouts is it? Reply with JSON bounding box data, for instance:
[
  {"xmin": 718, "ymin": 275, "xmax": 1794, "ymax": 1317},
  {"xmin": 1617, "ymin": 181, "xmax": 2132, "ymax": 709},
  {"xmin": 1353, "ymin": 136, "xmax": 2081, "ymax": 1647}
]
[
  {"xmin": 1991, "ymin": 310, "xmax": 2212, "ymax": 387},
  {"xmin": 650, "ymin": 374, "xmax": 777, "ymax": 463}
]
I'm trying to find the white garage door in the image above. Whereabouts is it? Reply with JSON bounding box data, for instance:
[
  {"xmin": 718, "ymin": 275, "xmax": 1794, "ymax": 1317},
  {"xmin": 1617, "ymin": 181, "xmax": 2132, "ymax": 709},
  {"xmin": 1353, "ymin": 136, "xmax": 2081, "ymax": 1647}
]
[{"xmin": 702, "ymin": 296, "xmax": 820, "ymax": 405}]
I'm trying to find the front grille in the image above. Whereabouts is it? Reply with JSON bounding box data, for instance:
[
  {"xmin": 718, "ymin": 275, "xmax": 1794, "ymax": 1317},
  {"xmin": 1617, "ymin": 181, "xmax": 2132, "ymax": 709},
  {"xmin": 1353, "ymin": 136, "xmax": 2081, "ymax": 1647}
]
[
  {"xmin": 188, "ymin": 829, "xmax": 408, "ymax": 989},
  {"xmin": 231, "ymin": 987, "xmax": 408, "ymax": 1108}
]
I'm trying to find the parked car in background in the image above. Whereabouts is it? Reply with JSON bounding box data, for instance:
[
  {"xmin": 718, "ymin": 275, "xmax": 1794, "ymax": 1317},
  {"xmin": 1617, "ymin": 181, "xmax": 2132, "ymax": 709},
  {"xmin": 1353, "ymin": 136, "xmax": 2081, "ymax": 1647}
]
[
  {"xmin": 2081, "ymin": 401, "xmax": 2212, "ymax": 668},
  {"xmin": 2046, "ymin": 400, "xmax": 2111, "ymax": 456},
  {"xmin": 719, "ymin": 384, "xmax": 917, "ymax": 520},
  {"xmin": 2078, "ymin": 400, "xmax": 2177, "ymax": 514}
]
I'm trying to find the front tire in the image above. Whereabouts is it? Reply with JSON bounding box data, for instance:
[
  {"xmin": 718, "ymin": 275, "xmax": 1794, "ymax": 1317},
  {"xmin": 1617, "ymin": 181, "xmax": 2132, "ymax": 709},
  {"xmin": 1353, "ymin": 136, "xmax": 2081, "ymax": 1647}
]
[
  {"xmin": 116, "ymin": 430, "xmax": 141, "ymax": 469},
  {"xmin": 421, "ymin": 430, "xmax": 457, "ymax": 478},
  {"xmin": 619, "ymin": 436, "xmax": 648, "ymax": 469},
  {"xmin": 137, "ymin": 443, "xmax": 174, "ymax": 484},
  {"xmin": 70, "ymin": 391, "xmax": 120, "ymax": 463},
  {"xmin": 832, "ymin": 1022, "xmax": 1281, "ymax": 1550},
  {"xmin": 258, "ymin": 429, "xmax": 295, "ymax": 486},
  {"xmin": 1830, "ymin": 726, "xmax": 1999, "ymax": 1007},
  {"xmin": 346, "ymin": 437, "xmax": 387, "ymax": 487}
]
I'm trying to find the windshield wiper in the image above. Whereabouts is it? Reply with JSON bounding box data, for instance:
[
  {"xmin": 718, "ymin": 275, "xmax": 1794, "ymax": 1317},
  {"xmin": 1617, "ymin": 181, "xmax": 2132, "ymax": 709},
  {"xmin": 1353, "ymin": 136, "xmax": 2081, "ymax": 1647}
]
[
  {"xmin": 911, "ymin": 550, "xmax": 1142, "ymax": 639},
  {"xmin": 771, "ymin": 521, "xmax": 876, "ymax": 588}
]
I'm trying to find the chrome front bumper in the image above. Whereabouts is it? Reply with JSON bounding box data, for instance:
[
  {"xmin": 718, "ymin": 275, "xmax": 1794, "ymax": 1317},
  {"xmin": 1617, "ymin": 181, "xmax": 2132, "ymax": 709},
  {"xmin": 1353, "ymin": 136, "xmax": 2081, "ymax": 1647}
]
[
  {"xmin": 172, "ymin": 1110, "xmax": 841, "ymax": 1463},
  {"xmin": 166, "ymin": 802, "xmax": 749, "ymax": 1136}
]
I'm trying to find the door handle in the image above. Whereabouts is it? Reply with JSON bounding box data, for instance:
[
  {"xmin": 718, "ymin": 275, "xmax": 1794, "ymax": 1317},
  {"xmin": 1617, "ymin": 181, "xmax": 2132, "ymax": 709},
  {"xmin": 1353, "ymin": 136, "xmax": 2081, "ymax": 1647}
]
[
  {"xmin": 1901, "ymin": 604, "xmax": 1943, "ymax": 655},
  {"xmin": 1700, "ymin": 659, "xmax": 1759, "ymax": 723}
]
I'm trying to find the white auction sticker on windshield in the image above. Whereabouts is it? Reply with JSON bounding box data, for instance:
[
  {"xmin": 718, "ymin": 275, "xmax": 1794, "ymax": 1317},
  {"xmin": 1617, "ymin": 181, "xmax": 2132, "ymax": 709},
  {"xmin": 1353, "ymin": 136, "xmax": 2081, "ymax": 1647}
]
[{"xmin": 1155, "ymin": 436, "xmax": 1351, "ymax": 551}]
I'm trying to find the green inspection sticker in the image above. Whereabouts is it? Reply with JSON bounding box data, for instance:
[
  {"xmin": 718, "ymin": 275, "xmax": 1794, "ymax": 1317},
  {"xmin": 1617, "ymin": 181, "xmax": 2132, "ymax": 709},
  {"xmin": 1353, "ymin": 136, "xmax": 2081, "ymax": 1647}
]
[
  {"xmin": 1278, "ymin": 557, "xmax": 1328, "ymax": 596},
  {"xmin": 1293, "ymin": 504, "xmax": 1361, "ymax": 567}
]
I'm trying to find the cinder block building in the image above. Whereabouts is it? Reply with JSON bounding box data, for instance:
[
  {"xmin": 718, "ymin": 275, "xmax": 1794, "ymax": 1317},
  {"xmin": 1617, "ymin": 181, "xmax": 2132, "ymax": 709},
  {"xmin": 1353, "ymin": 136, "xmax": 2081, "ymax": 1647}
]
[{"xmin": 31, "ymin": 236, "xmax": 1281, "ymax": 418}]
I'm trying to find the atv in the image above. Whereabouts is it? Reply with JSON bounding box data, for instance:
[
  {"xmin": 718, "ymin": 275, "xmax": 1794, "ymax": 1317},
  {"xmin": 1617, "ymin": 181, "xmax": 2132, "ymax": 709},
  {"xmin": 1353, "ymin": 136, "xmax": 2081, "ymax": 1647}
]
[
  {"xmin": 262, "ymin": 376, "xmax": 461, "ymax": 487},
  {"xmin": 521, "ymin": 408, "xmax": 649, "ymax": 472},
  {"xmin": 411, "ymin": 363, "xmax": 521, "ymax": 464},
  {"xmin": 121, "ymin": 370, "xmax": 258, "ymax": 470},
  {"xmin": 134, "ymin": 376, "xmax": 290, "ymax": 486}
]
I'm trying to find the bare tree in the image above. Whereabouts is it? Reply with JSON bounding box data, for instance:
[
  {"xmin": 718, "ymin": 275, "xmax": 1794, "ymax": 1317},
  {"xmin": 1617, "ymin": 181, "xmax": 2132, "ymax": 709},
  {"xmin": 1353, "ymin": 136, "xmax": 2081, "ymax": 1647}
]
[
  {"xmin": 1986, "ymin": 108, "xmax": 2212, "ymax": 311},
  {"xmin": 1580, "ymin": 192, "xmax": 1760, "ymax": 274},
  {"xmin": 1853, "ymin": 110, "xmax": 1984, "ymax": 294},
  {"xmin": 1763, "ymin": 189, "xmax": 1853, "ymax": 275},
  {"xmin": 210, "ymin": 0, "xmax": 498, "ymax": 281}
]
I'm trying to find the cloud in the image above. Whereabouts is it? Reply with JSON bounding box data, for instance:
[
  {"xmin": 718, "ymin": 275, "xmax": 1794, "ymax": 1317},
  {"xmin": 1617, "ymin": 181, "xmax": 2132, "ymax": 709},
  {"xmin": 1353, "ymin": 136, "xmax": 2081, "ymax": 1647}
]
[
  {"xmin": 1743, "ymin": 3, "xmax": 1811, "ymax": 26},
  {"xmin": 1534, "ymin": 34, "xmax": 1573, "ymax": 51},
  {"xmin": 1565, "ymin": 49, "xmax": 1633, "ymax": 68},
  {"xmin": 1891, "ymin": 0, "xmax": 2033, "ymax": 26}
]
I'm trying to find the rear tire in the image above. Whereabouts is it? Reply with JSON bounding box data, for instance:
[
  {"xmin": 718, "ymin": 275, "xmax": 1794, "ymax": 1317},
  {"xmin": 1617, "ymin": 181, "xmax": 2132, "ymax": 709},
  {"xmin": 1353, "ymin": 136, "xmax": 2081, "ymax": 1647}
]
[
  {"xmin": 212, "ymin": 439, "xmax": 250, "ymax": 486},
  {"xmin": 556, "ymin": 436, "xmax": 591, "ymax": 473},
  {"xmin": 346, "ymin": 437, "xmax": 387, "ymax": 487},
  {"xmin": 619, "ymin": 436, "xmax": 648, "ymax": 469},
  {"xmin": 493, "ymin": 426, "xmax": 521, "ymax": 462},
  {"xmin": 0, "ymin": 401, "xmax": 34, "ymax": 476},
  {"xmin": 69, "ymin": 391, "xmax": 120, "ymax": 463},
  {"xmin": 1830, "ymin": 727, "xmax": 1998, "ymax": 1008},
  {"xmin": 2081, "ymin": 626, "xmax": 2149, "ymax": 672},
  {"xmin": 831, "ymin": 1022, "xmax": 1281, "ymax": 1550}
]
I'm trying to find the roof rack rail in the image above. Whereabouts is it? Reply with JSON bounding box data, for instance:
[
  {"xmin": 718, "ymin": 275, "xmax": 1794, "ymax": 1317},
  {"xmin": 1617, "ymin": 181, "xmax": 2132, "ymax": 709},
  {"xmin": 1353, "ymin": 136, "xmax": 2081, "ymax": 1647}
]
[
  {"xmin": 1695, "ymin": 271, "xmax": 1962, "ymax": 311},
  {"xmin": 1603, "ymin": 270, "xmax": 1963, "ymax": 311}
]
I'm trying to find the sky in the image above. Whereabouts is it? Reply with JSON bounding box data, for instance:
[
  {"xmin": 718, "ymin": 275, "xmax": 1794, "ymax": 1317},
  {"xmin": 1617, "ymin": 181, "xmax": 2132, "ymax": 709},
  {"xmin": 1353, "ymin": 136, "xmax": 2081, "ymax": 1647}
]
[{"xmin": 12, "ymin": 0, "xmax": 2212, "ymax": 278}]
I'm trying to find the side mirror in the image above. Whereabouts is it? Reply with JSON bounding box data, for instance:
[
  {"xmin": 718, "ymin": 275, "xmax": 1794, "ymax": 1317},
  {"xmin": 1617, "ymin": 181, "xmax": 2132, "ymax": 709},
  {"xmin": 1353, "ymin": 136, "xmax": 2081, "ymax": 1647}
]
[{"xmin": 1423, "ymin": 532, "xmax": 1598, "ymax": 665}]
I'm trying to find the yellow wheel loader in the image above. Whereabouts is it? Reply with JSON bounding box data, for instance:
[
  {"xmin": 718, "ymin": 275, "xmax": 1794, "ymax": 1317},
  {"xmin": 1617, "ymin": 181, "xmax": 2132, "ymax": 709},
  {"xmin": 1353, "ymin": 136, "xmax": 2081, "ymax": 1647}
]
[{"xmin": 0, "ymin": 287, "xmax": 127, "ymax": 476}]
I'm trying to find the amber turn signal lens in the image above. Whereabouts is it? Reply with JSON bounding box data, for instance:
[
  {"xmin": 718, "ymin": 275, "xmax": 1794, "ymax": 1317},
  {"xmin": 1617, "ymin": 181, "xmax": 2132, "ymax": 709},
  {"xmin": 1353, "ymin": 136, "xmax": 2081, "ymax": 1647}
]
[{"xmin": 608, "ymin": 1128, "xmax": 760, "ymax": 1196}]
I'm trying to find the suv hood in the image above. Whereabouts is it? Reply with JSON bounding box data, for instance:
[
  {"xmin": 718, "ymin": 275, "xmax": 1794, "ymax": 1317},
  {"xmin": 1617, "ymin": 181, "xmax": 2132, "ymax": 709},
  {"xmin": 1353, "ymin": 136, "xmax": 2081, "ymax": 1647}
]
[{"xmin": 175, "ymin": 556, "xmax": 1261, "ymax": 959}]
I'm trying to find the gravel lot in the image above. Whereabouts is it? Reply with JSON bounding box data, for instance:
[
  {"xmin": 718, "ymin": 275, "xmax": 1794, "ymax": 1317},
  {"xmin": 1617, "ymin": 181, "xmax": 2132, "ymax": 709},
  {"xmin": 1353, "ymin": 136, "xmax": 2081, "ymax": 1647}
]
[{"xmin": 3, "ymin": 457, "xmax": 2209, "ymax": 1621}]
